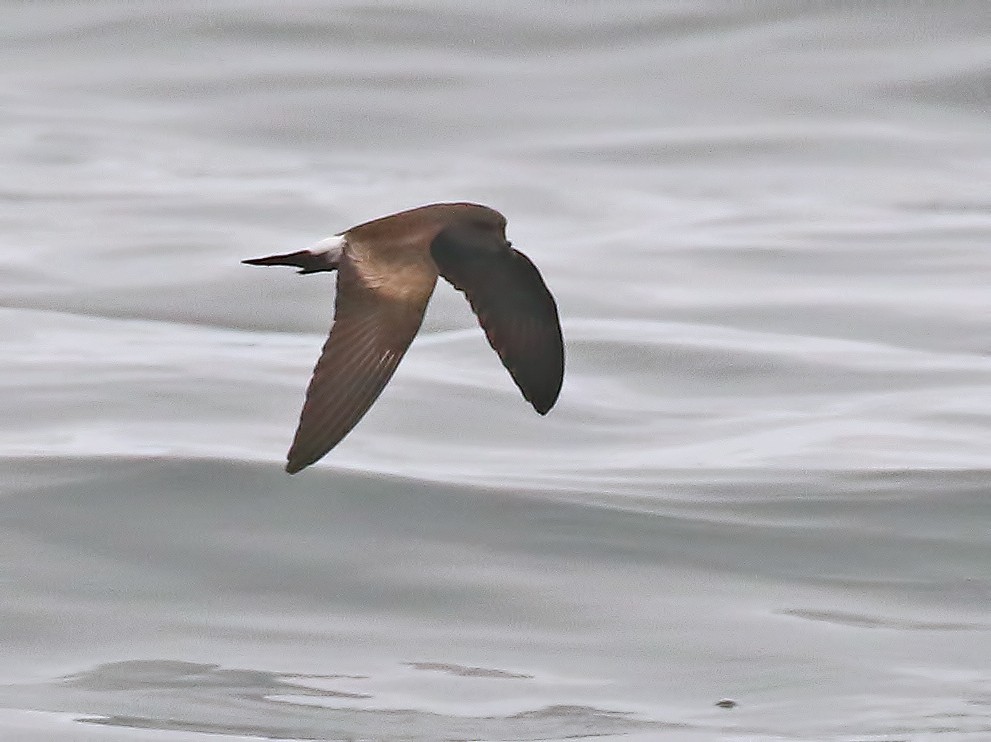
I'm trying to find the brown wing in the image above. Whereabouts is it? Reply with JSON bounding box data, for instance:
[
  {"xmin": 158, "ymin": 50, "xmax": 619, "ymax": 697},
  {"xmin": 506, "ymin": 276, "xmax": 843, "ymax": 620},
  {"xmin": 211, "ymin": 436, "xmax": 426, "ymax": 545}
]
[
  {"xmin": 430, "ymin": 226, "xmax": 564, "ymax": 414},
  {"xmin": 286, "ymin": 253, "xmax": 434, "ymax": 473}
]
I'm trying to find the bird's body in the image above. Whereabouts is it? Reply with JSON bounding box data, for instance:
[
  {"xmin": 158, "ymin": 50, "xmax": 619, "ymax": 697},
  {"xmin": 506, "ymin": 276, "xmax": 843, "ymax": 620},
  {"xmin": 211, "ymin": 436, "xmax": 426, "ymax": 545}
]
[{"xmin": 244, "ymin": 203, "xmax": 564, "ymax": 473}]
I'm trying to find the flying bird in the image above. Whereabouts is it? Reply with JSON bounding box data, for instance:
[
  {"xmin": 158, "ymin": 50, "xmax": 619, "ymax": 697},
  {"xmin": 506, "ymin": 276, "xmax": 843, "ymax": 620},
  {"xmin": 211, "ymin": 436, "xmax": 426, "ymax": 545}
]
[{"xmin": 243, "ymin": 202, "xmax": 564, "ymax": 473}]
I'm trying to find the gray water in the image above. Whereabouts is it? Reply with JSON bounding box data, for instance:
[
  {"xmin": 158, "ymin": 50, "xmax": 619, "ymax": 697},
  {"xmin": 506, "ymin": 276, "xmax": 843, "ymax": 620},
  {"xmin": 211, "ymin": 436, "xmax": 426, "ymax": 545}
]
[{"xmin": 2, "ymin": 1, "xmax": 990, "ymax": 740}]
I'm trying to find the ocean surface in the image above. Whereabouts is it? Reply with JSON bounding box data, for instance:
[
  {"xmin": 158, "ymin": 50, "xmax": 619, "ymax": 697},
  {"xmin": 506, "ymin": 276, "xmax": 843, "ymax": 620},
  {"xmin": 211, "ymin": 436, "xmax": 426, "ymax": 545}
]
[{"xmin": 2, "ymin": 1, "xmax": 990, "ymax": 740}]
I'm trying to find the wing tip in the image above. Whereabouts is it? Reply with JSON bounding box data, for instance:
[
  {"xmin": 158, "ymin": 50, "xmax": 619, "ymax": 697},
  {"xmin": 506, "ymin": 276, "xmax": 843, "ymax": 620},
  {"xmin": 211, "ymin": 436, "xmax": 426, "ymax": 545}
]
[
  {"xmin": 285, "ymin": 458, "xmax": 305, "ymax": 475},
  {"xmin": 529, "ymin": 388, "xmax": 561, "ymax": 415},
  {"xmin": 526, "ymin": 361, "xmax": 563, "ymax": 416}
]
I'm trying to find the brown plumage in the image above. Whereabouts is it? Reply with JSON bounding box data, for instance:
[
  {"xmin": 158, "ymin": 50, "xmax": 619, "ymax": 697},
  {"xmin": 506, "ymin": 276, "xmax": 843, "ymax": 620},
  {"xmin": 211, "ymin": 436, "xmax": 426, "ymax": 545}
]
[{"xmin": 243, "ymin": 203, "xmax": 564, "ymax": 473}]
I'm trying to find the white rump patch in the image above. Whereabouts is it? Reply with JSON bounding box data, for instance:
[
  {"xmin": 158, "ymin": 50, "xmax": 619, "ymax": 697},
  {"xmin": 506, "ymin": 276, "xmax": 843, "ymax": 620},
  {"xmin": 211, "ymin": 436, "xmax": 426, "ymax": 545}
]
[{"xmin": 309, "ymin": 234, "xmax": 346, "ymax": 255}]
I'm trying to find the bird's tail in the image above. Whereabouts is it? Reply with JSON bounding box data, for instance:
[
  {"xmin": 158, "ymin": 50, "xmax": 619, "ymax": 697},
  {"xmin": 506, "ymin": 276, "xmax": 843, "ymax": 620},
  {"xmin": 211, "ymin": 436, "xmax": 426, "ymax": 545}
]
[{"xmin": 242, "ymin": 249, "xmax": 339, "ymax": 274}]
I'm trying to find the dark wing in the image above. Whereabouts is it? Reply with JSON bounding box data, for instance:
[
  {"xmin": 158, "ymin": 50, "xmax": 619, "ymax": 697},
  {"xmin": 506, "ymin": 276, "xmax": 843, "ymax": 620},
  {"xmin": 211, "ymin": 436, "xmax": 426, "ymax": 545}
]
[
  {"xmin": 430, "ymin": 226, "xmax": 564, "ymax": 414},
  {"xmin": 286, "ymin": 254, "xmax": 434, "ymax": 473}
]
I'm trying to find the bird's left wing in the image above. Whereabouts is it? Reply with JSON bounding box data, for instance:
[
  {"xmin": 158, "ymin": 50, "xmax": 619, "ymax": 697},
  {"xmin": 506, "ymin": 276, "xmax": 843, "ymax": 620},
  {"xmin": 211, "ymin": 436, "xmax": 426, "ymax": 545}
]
[{"xmin": 286, "ymin": 249, "xmax": 436, "ymax": 473}]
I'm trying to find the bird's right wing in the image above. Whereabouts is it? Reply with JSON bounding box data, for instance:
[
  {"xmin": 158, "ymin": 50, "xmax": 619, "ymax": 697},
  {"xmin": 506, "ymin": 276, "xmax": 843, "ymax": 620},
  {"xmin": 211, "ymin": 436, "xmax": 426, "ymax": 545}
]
[
  {"xmin": 430, "ymin": 226, "xmax": 564, "ymax": 415},
  {"xmin": 286, "ymin": 250, "xmax": 436, "ymax": 473}
]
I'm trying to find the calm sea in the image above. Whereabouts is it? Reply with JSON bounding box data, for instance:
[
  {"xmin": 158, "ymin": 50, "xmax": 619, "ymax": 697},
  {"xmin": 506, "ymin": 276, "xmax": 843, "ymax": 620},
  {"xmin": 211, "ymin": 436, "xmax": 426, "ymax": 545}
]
[{"xmin": 1, "ymin": 1, "xmax": 989, "ymax": 739}]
